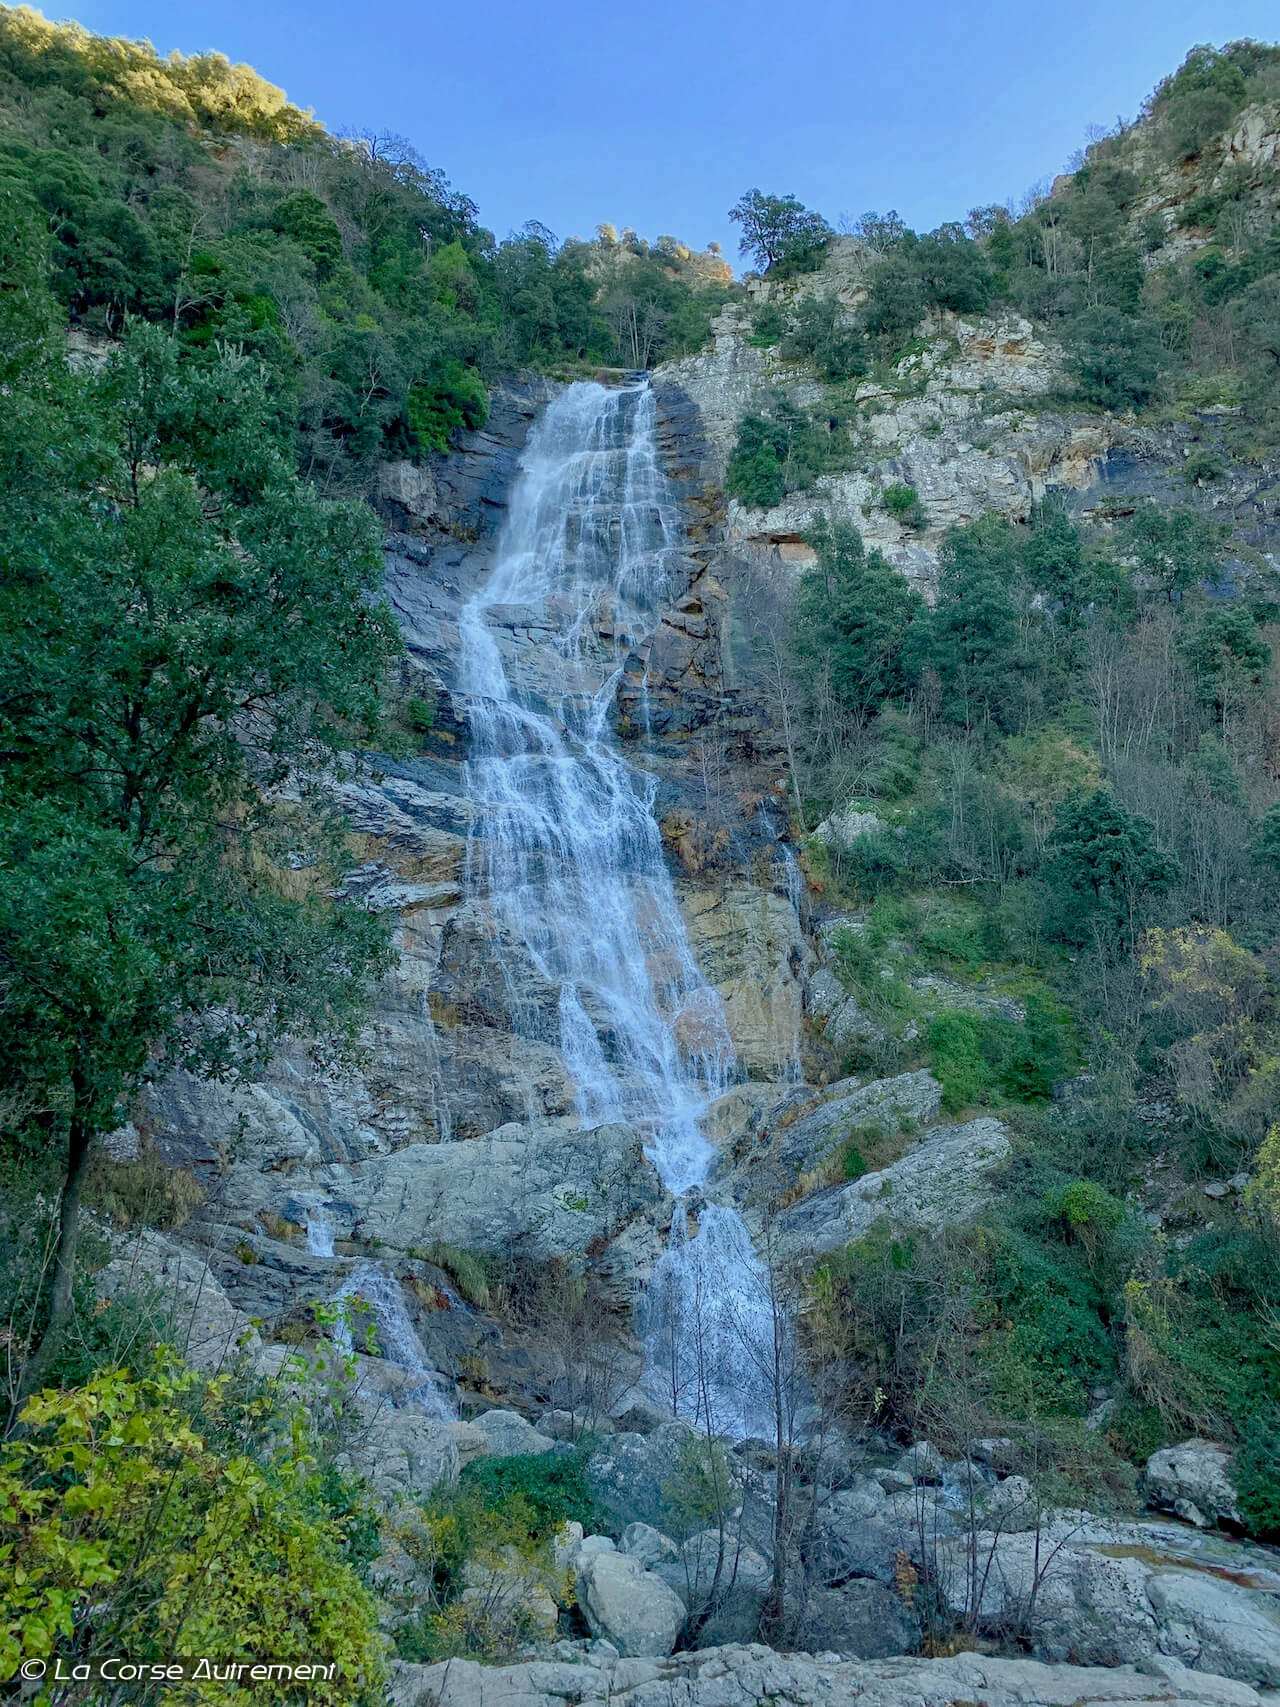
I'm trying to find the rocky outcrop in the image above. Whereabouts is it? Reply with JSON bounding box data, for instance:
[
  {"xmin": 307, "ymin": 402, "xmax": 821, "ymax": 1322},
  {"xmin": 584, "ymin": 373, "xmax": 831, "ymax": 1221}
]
[
  {"xmin": 96, "ymin": 1228, "xmax": 260, "ymax": 1373},
  {"xmin": 931, "ymin": 1511, "xmax": 1280, "ymax": 1686},
  {"xmin": 680, "ymin": 884, "xmax": 812, "ymax": 1077},
  {"xmin": 776, "ymin": 1116, "xmax": 1009, "ymax": 1258},
  {"xmin": 1143, "ymin": 1440, "xmax": 1242, "ymax": 1530},
  {"xmin": 389, "ymin": 1644, "xmax": 1276, "ymax": 1707},
  {"xmin": 214, "ymin": 1116, "xmax": 668, "ymax": 1270}
]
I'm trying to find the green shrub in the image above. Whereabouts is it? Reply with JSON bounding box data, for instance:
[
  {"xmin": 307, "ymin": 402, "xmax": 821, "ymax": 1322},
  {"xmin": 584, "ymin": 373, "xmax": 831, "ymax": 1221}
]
[
  {"xmin": 1235, "ymin": 1410, "xmax": 1280, "ymax": 1539},
  {"xmin": 459, "ymin": 1444, "xmax": 601, "ymax": 1539},
  {"xmin": 748, "ymin": 301, "xmax": 786, "ymax": 346},
  {"xmin": 406, "ymin": 693, "xmax": 436, "ymax": 734},
  {"xmin": 882, "ymin": 482, "xmax": 927, "ymax": 530},
  {"xmin": 1, "ymin": 1360, "xmax": 387, "ymax": 1702},
  {"xmin": 408, "ymin": 361, "xmax": 489, "ymax": 453},
  {"xmin": 929, "ymin": 1011, "xmax": 991, "ymax": 1113}
]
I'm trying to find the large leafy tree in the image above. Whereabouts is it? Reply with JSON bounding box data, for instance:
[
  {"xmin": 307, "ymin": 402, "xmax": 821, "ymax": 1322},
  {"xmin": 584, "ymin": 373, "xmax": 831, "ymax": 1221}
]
[
  {"xmin": 790, "ymin": 518, "xmax": 922, "ymax": 724},
  {"xmin": 0, "ymin": 195, "xmax": 399, "ymax": 1402},
  {"xmin": 729, "ymin": 190, "xmax": 831, "ymax": 275},
  {"xmin": 1042, "ymin": 791, "xmax": 1178, "ymax": 953},
  {"xmin": 907, "ymin": 516, "xmax": 1033, "ymax": 732},
  {"xmin": 1122, "ymin": 502, "xmax": 1228, "ymax": 602}
]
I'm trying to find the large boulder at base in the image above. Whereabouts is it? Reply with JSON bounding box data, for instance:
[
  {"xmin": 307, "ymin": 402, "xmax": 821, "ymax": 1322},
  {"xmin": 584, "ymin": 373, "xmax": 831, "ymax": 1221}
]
[
  {"xmin": 1144, "ymin": 1439, "xmax": 1241, "ymax": 1529},
  {"xmin": 795, "ymin": 1579, "xmax": 921, "ymax": 1658},
  {"xmin": 652, "ymin": 1528, "xmax": 773, "ymax": 1644},
  {"xmin": 573, "ymin": 1548, "xmax": 686, "ymax": 1657},
  {"xmin": 388, "ymin": 1644, "xmax": 1276, "ymax": 1706},
  {"xmin": 930, "ymin": 1513, "xmax": 1280, "ymax": 1686},
  {"xmin": 471, "ymin": 1408, "xmax": 557, "ymax": 1458},
  {"xmin": 586, "ymin": 1422, "xmax": 695, "ymax": 1533}
]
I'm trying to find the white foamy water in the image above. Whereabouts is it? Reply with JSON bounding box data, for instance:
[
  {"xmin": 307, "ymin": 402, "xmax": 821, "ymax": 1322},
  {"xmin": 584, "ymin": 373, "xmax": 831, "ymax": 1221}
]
[
  {"xmin": 458, "ymin": 381, "xmax": 784, "ymax": 1437},
  {"xmin": 331, "ymin": 1263, "xmax": 454, "ymax": 1419}
]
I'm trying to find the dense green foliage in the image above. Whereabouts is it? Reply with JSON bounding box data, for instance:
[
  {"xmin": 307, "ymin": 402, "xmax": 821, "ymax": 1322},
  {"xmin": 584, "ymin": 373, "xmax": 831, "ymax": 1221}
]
[
  {"xmin": 1, "ymin": 1359, "xmax": 387, "ymax": 1702},
  {"xmin": 729, "ymin": 189, "xmax": 831, "ymax": 276},
  {"xmin": 724, "ymin": 393, "xmax": 853, "ymax": 506},
  {"xmin": 789, "ymin": 463, "xmax": 1280, "ymax": 1511},
  {"xmin": 0, "ymin": 8, "xmax": 729, "ymax": 493}
]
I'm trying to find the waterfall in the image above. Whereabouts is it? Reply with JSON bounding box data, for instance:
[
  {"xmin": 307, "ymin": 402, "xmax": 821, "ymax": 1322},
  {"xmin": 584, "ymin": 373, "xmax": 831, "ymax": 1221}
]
[
  {"xmin": 305, "ymin": 1206, "xmax": 336, "ymax": 1258},
  {"xmin": 331, "ymin": 1263, "xmax": 454, "ymax": 1420},
  {"xmin": 459, "ymin": 381, "xmax": 782, "ymax": 1439}
]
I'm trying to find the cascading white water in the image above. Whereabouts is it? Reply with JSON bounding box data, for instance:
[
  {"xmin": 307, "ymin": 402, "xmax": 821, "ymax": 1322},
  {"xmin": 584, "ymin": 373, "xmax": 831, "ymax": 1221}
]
[
  {"xmin": 331, "ymin": 1263, "xmax": 454, "ymax": 1420},
  {"xmin": 459, "ymin": 381, "xmax": 782, "ymax": 1438},
  {"xmin": 305, "ymin": 1208, "xmax": 336, "ymax": 1258}
]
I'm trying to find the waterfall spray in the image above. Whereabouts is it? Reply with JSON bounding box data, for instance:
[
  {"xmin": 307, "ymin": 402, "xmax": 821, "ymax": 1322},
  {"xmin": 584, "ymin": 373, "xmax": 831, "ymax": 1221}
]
[{"xmin": 458, "ymin": 381, "xmax": 784, "ymax": 1438}]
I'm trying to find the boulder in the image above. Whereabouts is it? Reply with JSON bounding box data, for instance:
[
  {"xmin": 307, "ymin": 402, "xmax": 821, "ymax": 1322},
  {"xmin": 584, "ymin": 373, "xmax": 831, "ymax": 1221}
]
[
  {"xmin": 777, "ymin": 1116, "xmax": 1009, "ymax": 1259},
  {"xmin": 1144, "ymin": 1440, "xmax": 1240, "ymax": 1530},
  {"xmin": 573, "ymin": 1548, "xmax": 686, "ymax": 1657},
  {"xmin": 797, "ymin": 1580, "xmax": 920, "ymax": 1658},
  {"xmin": 652, "ymin": 1528, "xmax": 772, "ymax": 1646},
  {"xmin": 808, "ymin": 1484, "xmax": 903, "ymax": 1587},
  {"xmin": 930, "ymin": 1513, "xmax": 1280, "ymax": 1686},
  {"xmin": 619, "ymin": 1522, "xmax": 681, "ymax": 1570},
  {"xmin": 895, "ymin": 1441, "xmax": 945, "ymax": 1484},
  {"xmin": 813, "ymin": 803, "xmax": 885, "ymax": 852},
  {"xmin": 337, "ymin": 1408, "xmax": 458, "ymax": 1505},
  {"xmin": 587, "ymin": 1422, "xmax": 695, "ymax": 1533},
  {"xmin": 471, "ymin": 1408, "xmax": 557, "ymax": 1458}
]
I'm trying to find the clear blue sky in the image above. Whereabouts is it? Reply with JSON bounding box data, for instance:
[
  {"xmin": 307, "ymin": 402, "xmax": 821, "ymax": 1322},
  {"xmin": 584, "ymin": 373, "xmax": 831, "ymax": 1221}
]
[{"xmin": 57, "ymin": 0, "xmax": 1280, "ymax": 258}]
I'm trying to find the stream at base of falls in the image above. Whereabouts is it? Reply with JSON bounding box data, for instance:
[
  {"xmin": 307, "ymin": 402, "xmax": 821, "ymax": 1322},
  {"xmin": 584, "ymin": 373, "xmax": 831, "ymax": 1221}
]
[{"xmin": 458, "ymin": 380, "xmax": 786, "ymax": 1440}]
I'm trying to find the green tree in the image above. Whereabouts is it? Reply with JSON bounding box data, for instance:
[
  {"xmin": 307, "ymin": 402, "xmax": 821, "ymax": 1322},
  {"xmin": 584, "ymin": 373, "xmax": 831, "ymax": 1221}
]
[
  {"xmin": 1122, "ymin": 502, "xmax": 1227, "ymax": 601},
  {"xmin": 789, "ymin": 518, "xmax": 923, "ymax": 723},
  {"xmin": 1042, "ymin": 791, "xmax": 1178, "ymax": 952},
  {"xmin": 1, "ymin": 1360, "xmax": 386, "ymax": 1700},
  {"xmin": 729, "ymin": 189, "xmax": 831, "ymax": 275},
  {"xmin": 0, "ymin": 228, "xmax": 398, "ymax": 1402},
  {"xmin": 908, "ymin": 516, "xmax": 1031, "ymax": 731},
  {"xmin": 1065, "ymin": 306, "xmax": 1163, "ymax": 410}
]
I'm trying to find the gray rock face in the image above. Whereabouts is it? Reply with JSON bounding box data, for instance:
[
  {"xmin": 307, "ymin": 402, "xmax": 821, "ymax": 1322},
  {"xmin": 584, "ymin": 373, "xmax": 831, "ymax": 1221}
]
[
  {"xmin": 797, "ymin": 1580, "xmax": 920, "ymax": 1658},
  {"xmin": 471, "ymin": 1408, "xmax": 557, "ymax": 1458},
  {"xmin": 619, "ymin": 1522, "xmax": 680, "ymax": 1570},
  {"xmin": 221, "ymin": 1116, "xmax": 667, "ymax": 1269},
  {"xmin": 931, "ymin": 1513, "xmax": 1280, "ymax": 1686},
  {"xmin": 587, "ymin": 1423, "xmax": 697, "ymax": 1533},
  {"xmin": 813, "ymin": 804, "xmax": 885, "ymax": 852},
  {"xmin": 1144, "ymin": 1439, "xmax": 1241, "ymax": 1530},
  {"xmin": 764, "ymin": 1070, "xmax": 943, "ymax": 1181},
  {"xmin": 777, "ymin": 1116, "xmax": 1009, "ymax": 1259},
  {"xmin": 337, "ymin": 1408, "xmax": 458, "ymax": 1506},
  {"xmin": 679, "ymin": 884, "xmax": 811, "ymax": 1078},
  {"xmin": 389, "ymin": 1643, "xmax": 1275, "ymax": 1707},
  {"xmin": 96, "ymin": 1229, "xmax": 260, "ymax": 1373},
  {"xmin": 573, "ymin": 1548, "xmax": 686, "ymax": 1657}
]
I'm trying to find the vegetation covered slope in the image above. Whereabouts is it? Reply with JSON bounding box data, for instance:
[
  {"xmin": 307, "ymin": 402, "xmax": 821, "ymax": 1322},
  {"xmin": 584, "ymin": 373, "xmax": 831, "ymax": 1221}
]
[
  {"xmin": 0, "ymin": 5, "xmax": 731, "ymax": 492},
  {"xmin": 747, "ymin": 44, "xmax": 1280, "ymax": 1542}
]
